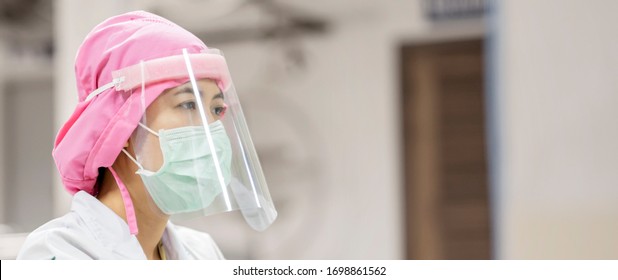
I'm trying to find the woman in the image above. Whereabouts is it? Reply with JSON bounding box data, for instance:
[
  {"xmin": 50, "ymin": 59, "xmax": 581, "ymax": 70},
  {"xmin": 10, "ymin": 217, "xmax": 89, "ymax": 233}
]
[{"xmin": 17, "ymin": 11, "xmax": 277, "ymax": 260}]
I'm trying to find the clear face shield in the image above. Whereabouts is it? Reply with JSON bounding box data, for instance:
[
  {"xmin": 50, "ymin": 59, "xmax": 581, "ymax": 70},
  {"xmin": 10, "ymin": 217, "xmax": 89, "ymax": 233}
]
[{"xmin": 116, "ymin": 49, "xmax": 276, "ymax": 231}]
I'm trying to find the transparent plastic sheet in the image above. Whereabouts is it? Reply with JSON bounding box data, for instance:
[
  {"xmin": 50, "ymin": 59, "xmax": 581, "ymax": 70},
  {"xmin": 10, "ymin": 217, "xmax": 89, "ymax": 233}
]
[{"xmin": 119, "ymin": 48, "xmax": 276, "ymax": 231}]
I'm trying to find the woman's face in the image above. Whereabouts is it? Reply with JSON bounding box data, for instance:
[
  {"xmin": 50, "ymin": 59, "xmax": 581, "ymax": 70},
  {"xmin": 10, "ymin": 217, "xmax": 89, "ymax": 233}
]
[{"xmin": 133, "ymin": 78, "xmax": 225, "ymax": 171}]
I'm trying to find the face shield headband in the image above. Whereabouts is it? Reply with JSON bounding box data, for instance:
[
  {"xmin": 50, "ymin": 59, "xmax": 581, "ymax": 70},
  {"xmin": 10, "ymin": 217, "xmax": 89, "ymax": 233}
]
[{"xmin": 86, "ymin": 52, "xmax": 232, "ymax": 102}]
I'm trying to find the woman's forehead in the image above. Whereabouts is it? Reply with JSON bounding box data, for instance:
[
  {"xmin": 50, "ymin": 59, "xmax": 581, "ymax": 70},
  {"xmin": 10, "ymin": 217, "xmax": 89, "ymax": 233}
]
[{"xmin": 163, "ymin": 79, "xmax": 220, "ymax": 96}]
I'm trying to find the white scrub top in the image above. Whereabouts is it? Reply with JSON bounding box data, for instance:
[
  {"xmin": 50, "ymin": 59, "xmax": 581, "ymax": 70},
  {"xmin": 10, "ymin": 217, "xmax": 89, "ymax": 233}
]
[{"xmin": 17, "ymin": 191, "xmax": 225, "ymax": 260}]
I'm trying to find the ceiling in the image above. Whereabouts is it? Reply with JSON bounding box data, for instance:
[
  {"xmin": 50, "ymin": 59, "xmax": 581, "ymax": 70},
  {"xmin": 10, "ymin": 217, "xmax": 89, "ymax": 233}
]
[{"xmin": 134, "ymin": 0, "xmax": 382, "ymax": 32}]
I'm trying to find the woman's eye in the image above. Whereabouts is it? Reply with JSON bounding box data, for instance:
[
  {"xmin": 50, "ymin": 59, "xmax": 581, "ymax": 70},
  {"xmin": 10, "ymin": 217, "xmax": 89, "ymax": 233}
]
[
  {"xmin": 179, "ymin": 101, "xmax": 197, "ymax": 110},
  {"xmin": 213, "ymin": 106, "xmax": 227, "ymax": 117}
]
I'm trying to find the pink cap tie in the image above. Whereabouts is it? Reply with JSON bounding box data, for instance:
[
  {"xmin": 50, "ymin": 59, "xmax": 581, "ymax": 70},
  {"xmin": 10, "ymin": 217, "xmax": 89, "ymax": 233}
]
[{"xmin": 108, "ymin": 166, "xmax": 138, "ymax": 235}]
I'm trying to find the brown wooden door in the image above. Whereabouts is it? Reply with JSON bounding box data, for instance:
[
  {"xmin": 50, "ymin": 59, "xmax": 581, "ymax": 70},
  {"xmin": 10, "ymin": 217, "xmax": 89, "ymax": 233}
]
[{"xmin": 401, "ymin": 39, "xmax": 491, "ymax": 259}]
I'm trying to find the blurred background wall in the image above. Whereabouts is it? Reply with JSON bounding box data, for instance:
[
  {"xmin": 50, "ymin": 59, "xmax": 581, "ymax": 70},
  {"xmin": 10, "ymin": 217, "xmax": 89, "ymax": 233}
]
[
  {"xmin": 493, "ymin": 0, "xmax": 618, "ymax": 259},
  {"xmin": 0, "ymin": 0, "xmax": 616, "ymax": 259}
]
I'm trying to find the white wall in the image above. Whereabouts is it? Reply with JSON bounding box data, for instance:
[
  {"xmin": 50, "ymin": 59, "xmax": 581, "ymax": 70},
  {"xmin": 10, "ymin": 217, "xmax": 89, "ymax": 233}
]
[
  {"xmin": 0, "ymin": 41, "xmax": 6, "ymax": 227},
  {"xmin": 494, "ymin": 0, "xmax": 618, "ymax": 259},
  {"xmin": 0, "ymin": 6, "xmax": 54, "ymax": 233}
]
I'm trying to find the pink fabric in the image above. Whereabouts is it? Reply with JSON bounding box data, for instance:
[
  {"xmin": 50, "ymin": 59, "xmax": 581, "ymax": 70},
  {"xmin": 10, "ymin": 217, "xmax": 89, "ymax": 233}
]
[
  {"xmin": 112, "ymin": 53, "xmax": 231, "ymax": 92},
  {"xmin": 52, "ymin": 11, "xmax": 225, "ymax": 234},
  {"xmin": 108, "ymin": 166, "xmax": 138, "ymax": 235}
]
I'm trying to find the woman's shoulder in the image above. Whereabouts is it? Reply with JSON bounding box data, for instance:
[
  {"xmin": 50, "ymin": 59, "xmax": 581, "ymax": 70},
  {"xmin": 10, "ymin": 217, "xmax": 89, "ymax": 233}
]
[{"xmin": 16, "ymin": 213, "xmax": 98, "ymax": 259}]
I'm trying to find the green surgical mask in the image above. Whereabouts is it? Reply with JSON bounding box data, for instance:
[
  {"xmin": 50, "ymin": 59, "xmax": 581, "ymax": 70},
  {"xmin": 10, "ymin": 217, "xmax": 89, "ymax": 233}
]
[{"xmin": 123, "ymin": 120, "xmax": 232, "ymax": 214}]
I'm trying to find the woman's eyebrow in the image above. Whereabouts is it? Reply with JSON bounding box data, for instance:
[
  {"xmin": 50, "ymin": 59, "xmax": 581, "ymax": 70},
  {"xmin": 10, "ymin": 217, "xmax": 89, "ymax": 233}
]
[
  {"xmin": 212, "ymin": 92, "xmax": 224, "ymax": 100},
  {"xmin": 173, "ymin": 88, "xmax": 222, "ymax": 100},
  {"xmin": 174, "ymin": 87, "xmax": 199, "ymax": 96}
]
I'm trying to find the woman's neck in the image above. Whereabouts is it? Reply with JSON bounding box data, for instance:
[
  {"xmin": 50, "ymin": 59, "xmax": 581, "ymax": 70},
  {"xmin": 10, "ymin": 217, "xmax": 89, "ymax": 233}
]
[{"xmin": 97, "ymin": 166, "xmax": 168, "ymax": 260}]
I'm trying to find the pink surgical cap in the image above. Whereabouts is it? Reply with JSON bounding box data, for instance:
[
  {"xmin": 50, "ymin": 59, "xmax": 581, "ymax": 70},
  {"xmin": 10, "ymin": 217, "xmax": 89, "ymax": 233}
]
[{"xmin": 53, "ymin": 11, "xmax": 210, "ymax": 195}]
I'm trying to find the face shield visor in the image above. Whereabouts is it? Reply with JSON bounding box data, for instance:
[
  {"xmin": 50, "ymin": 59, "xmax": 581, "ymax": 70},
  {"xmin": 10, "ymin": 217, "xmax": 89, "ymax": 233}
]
[{"xmin": 107, "ymin": 49, "xmax": 276, "ymax": 231}]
